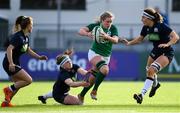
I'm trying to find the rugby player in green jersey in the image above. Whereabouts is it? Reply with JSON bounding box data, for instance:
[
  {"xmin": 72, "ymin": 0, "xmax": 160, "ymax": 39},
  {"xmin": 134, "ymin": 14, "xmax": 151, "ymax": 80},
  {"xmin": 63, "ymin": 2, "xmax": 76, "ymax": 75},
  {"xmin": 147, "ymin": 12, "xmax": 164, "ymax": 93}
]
[{"xmin": 77, "ymin": 11, "xmax": 122, "ymax": 103}]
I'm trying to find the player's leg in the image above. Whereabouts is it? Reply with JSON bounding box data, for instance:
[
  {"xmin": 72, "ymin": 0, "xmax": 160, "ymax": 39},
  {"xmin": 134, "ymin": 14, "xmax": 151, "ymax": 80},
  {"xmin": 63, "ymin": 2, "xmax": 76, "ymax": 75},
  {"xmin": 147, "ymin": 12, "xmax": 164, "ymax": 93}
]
[
  {"xmin": 149, "ymin": 51, "xmax": 173, "ymax": 97},
  {"xmin": 11, "ymin": 69, "xmax": 33, "ymax": 89},
  {"xmin": 10, "ymin": 69, "xmax": 32, "ymax": 98},
  {"xmin": 1, "ymin": 72, "xmax": 19, "ymax": 107},
  {"xmin": 3, "ymin": 68, "xmax": 32, "ymax": 102},
  {"xmin": 80, "ymin": 49, "xmax": 104, "ymax": 100},
  {"xmin": 78, "ymin": 74, "xmax": 96, "ymax": 103},
  {"xmin": 2, "ymin": 64, "xmax": 21, "ymax": 103},
  {"xmin": 2, "ymin": 69, "xmax": 32, "ymax": 107},
  {"xmin": 134, "ymin": 55, "xmax": 169, "ymax": 104},
  {"xmin": 91, "ymin": 55, "xmax": 110, "ymax": 100},
  {"xmin": 53, "ymin": 93, "xmax": 82, "ymax": 105},
  {"xmin": 9, "ymin": 77, "xmax": 21, "ymax": 100},
  {"xmin": 89, "ymin": 54, "xmax": 110, "ymax": 100},
  {"xmin": 38, "ymin": 91, "xmax": 53, "ymax": 104},
  {"xmin": 133, "ymin": 51, "xmax": 157, "ymax": 104},
  {"xmin": 134, "ymin": 63, "xmax": 156, "ymax": 104},
  {"xmin": 64, "ymin": 95, "xmax": 82, "ymax": 105},
  {"xmin": 146, "ymin": 56, "xmax": 158, "ymax": 85},
  {"xmin": 90, "ymin": 63, "xmax": 109, "ymax": 100},
  {"xmin": 146, "ymin": 56, "xmax": 161, "ymax": 97},
  {"xmin": 149, "ymin": 54, "xmax": 171, "ymax": 97}
]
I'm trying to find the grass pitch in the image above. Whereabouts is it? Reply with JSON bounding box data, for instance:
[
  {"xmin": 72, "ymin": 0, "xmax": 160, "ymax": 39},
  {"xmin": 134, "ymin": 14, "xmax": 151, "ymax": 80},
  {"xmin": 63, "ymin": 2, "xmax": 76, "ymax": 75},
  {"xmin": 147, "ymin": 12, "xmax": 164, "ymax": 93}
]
[{"xmin": 0, "ymin": 81, "xmax": 180, "ymax": 113}]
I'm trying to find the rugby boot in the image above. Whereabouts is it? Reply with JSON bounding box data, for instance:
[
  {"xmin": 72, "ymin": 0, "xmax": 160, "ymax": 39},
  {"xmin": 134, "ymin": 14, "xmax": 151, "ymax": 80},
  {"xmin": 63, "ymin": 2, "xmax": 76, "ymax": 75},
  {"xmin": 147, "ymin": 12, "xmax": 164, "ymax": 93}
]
[{"xmin": 149, "ymin": 83, "xmax": 161, "ymax": 97}]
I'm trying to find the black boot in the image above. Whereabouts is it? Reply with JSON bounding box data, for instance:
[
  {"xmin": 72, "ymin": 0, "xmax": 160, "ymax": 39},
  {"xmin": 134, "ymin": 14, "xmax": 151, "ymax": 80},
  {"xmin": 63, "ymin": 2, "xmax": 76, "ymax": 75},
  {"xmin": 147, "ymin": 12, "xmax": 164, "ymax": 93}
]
[
  {"xmin": 149, "ymin": 83, "xmax": 161, "ymax": 97},
  {"xmin": 133, "ymin": 93, "xmax": 143, "ymax": 104}
]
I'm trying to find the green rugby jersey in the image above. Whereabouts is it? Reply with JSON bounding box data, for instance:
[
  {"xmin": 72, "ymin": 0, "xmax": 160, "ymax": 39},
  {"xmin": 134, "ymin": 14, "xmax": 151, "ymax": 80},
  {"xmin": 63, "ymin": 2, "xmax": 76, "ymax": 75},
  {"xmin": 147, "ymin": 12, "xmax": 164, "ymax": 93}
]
[{"xmin": 87, "ymin": 23, "xmax": 118, "ymax": 57}]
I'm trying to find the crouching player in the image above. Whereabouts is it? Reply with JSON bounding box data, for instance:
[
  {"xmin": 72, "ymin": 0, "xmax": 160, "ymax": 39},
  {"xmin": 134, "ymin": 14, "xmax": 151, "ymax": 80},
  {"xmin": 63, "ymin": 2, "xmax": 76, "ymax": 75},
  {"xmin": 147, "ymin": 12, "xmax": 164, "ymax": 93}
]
[{"xmin": 38, "ymin": 49, "xmax": 91, "ymax": 105}]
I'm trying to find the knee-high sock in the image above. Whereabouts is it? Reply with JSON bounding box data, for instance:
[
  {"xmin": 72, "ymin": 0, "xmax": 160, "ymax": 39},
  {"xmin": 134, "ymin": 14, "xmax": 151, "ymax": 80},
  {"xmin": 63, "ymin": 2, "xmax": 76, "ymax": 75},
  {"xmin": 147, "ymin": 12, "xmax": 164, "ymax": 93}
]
[
  {"xmin": 80, "ymin": 84, "xmax": 93, "ymax": 97},
  {"xmin": 152, "ymin": 74, "xmax": 158, "ymax": 87},
  {"xmin": 92, "ymin": 72, "xmax": 105, "ymax": 91},
  {"xmin": 43, "ymin": 91, "xmax": 53, "ymax": 99},
  {"xmin": 9, "ymin": 84, "xmax": 16, "ymax": 92},
  {"xmin": 80, "ymin": 71, "xmax": 98, "ymax": 97},
  {"xmin": 141, "ymin": 77, "xmax": 154, "ymax": 97}
]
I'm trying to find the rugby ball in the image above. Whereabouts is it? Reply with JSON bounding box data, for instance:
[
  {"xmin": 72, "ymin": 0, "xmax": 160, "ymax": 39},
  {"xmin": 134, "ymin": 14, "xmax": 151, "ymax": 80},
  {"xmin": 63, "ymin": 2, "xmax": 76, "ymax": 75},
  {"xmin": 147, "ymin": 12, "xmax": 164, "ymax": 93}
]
[{"xmin": 92, "ymin": 26, "xmax": 104, "ymax": 43}]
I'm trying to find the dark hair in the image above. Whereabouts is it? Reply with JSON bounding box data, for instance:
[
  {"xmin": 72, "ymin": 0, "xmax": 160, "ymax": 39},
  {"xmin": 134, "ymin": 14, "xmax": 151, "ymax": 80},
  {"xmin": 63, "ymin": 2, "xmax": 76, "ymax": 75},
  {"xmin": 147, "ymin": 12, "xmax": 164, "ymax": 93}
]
[
  {"xmin": 144, "ymin": 8, "xmax": 163, "ymax": 23},
  {"xmin": 13, "ymin": 16, "xmax": 25, "ymax": 33},
  {"xmin": 5, "ymin": 16, "xmax": 33, "ymax": 49},
  {"xmin": 15, "ymin": 16, "xmax": 24, "ymax": 26},
  {"xmin": 20, "ymin": 16, "xmax": 32, "ymax": 29},
  {"xmin": 56, "ymin": 55, "xmax": 67, "ymax": 65},
  {"xmin": 56, "ymin": 48, "xmax": 73, "ymax": 65},
  {"xmin": 5, "ymin": 16, "xmax": 25, "ymax": 48}
]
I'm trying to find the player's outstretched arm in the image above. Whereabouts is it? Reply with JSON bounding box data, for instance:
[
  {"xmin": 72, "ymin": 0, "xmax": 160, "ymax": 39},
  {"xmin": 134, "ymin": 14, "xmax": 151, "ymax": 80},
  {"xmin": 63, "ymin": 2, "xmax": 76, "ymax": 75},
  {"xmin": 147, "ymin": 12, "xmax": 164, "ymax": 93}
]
[
  {"xmin": 127, "ymin": 36, "xmax": 144, "ymax": 45},
  {"xmin": 65, "ymin": 78, "xmax": 90, "ymax": 88},
  {"xmin": 27, "ymin": 47, "xmax": 48, "ymax": 60},
  {"xmin": 78, "ymin": 27, "xmax": 93, "ymax": 39}
]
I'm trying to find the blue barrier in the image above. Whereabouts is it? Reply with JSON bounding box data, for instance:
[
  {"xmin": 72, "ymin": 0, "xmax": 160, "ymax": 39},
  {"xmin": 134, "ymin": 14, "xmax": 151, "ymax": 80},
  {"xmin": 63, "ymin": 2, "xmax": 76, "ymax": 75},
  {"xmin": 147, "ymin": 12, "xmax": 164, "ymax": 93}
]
[{"xmin": 20, "ymin": 51, "xmax": 140, "ymax": 81}]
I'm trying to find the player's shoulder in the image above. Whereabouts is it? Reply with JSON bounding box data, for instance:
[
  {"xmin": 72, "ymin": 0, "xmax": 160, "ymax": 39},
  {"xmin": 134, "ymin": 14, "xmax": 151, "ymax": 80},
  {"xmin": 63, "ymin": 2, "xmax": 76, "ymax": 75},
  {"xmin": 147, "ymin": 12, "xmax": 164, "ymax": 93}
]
[
  {"xmin": 155, "ymin": 22, "xmax": 172, "ymax": 32},
  {"xmin": 11, "ymin": 31, "xmax": 23, "ymax": 38},
  {"xmin": 155, "ymin": 22, "xmax": 169, "ymax": 28},
  {"xmin": 141, "ymin": 25, "xmax": 149, "ymax": 32},
  {"xmin": 88, "ymin": 23, "xmax": 100, "ymax": 28},
  {"xmin": 110, "ymin": 24, "xmax": 118, "ymax": 29},
  {"xmin": 9, "ymin": 32, "xmax": 20, "ymax": 42},
  {"xmin": 59, "ymin": 69, "xmax": 70, "ymax": 78},
  {"xmin": 73, "ymin": 64, "xmax": 80, "ymax": 69},
  {"xmin": 90, "ymin": 22, "xmax": 100, "ymax": 26},
  {"xmin": 111, "ymin": 24, "xmax": 116, "ymax": 27}
]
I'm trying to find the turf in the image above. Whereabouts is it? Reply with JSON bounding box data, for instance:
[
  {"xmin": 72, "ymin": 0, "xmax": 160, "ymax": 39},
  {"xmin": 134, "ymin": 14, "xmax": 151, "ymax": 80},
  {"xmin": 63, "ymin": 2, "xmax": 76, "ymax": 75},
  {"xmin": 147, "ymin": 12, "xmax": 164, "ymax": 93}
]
[{"xmin": 0, "ymin": 81, "xmax": 180, "ymax": 113}]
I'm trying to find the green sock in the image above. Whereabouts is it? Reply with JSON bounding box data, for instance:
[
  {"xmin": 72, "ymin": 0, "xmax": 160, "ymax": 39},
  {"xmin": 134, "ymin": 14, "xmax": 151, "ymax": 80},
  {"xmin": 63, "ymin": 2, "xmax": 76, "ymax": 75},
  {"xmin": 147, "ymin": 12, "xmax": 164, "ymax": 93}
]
[
  {"xmin": 80, "ymin": 71, "xmax": 98, "ymax": 97},
  {"xmin": 80, "ymin": 85, "xmax": 93, "ymax": 97},
  {"xmin": 92, "ymin": 72, "xmax": 105, "ymax": 91}
]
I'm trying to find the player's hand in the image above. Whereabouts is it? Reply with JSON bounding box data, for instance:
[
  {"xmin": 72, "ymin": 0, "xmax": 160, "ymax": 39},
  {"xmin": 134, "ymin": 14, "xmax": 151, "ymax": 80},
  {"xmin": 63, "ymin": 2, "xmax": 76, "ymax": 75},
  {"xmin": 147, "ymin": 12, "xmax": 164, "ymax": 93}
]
[
  {"xmin": 100, "ymin": 32, "xmax": 109, "ymax": 40},
  {"xmin": 126, "ymin": 41, "xmax": 131, "ymax": 46},
  {"xmin": 83, "ymin": 69, "xmax": 92, "ymax": 82},
  {"xmin": 158, "ymin": 44, "xmax": 170, "ymax": 48},
  {"xmin": 81, "ymin": 81, "xmax": 90, "ymax": 87},
  {"xmin": 87, "ymin": 69, "xmax": 94, "ymax": 74},
  {"xmin": 118, "ymin": 37, "xmax": 129, "ymax": 45},
  {"xmin": 9, "ymin": 63, "xmax": 16, "ymax": 72},
  {"xmin": 64, "ymin": 48, "xmax": 74, "ymax": 56},
  {"xmin": 87, "ymin": 32, "xmax": 93, "ymax": 39},
  {"xmin": 39, "ymin": 55, "xmax": 48, "ymax": 60},
  {"xmin": 123, "ymin": 39, "xmax": 129, "ymax": 45}
]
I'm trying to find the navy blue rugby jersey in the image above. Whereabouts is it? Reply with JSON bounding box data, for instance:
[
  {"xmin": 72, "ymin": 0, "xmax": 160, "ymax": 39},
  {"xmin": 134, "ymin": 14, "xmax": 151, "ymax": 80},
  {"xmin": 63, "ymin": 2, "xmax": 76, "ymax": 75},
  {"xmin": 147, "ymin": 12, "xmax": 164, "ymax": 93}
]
[
  {"xmin": 5, "ymin": 30, "xmax": 29, "ymax": 64},
  {"xmin": 140, "ymin": 22, "xmax": 172, "ymax": 49},
  {"xmin": 53, "ymin": 64, "xmax": 80, "ymax": 94}
]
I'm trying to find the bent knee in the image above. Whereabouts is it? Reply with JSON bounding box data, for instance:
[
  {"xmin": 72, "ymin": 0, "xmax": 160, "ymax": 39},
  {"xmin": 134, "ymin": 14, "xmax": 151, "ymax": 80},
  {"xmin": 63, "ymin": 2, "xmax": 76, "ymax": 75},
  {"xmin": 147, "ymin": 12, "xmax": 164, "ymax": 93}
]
[
  {"xmin": 100, "ymin": 65, "xmax": 109, "ymax": 75},
  {"xmin": 146, "ymin": 67, "xmax": 156, "ymax": 77},
  {"xmin": 28, "ymin": 78, "xmax": 33, "ymax": 84},
  {"xmin": 25, "ymin": 77, "xmax": 33, "ymax": 85}
]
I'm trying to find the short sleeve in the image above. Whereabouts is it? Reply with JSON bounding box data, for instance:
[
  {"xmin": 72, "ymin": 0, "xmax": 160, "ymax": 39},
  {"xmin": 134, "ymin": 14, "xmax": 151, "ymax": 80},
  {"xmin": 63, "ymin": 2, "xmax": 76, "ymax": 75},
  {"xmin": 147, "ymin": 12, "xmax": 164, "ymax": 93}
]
[
  {"xmin": 9, "ymin": 35, "xmax": 22, "ymax": 48},
  {"xmin": 160, "ymin": 23, "xmax": 172, "ymax": 36},
  {"xmin": 60, "ymin": 72, "xmax": 71, "ymax": 82},
  {"xmin": 87, "ymin": 23, "xmax": 99, "ymax": 31},
  {"xmin": 73, "ymin": 64, "xmax": 80, "ymax": 72},
  {"xmin": 111, "ymin": 25, "xmax": 118, "ymax": 36}
]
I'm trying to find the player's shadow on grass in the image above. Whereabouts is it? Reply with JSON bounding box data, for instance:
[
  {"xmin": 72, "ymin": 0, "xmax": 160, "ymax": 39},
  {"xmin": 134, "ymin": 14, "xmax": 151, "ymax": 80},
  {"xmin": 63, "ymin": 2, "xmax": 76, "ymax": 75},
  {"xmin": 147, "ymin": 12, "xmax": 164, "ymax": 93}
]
[{"xmin": 14, "ymin": 104, "xmax": 180, "ymax": 108}]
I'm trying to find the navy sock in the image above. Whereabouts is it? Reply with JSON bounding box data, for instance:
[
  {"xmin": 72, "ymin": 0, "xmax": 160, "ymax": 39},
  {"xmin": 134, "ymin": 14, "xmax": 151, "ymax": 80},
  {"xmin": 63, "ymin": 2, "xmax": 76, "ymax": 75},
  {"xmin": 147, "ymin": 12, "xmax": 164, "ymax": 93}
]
[{"xmin": 10, "ymin": 84, "xmax": 16, "ymax": 91}]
